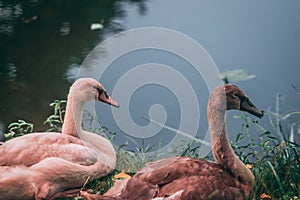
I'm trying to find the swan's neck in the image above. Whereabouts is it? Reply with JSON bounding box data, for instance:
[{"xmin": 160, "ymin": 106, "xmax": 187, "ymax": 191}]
[
  {"xmin": 62, "ymin": 94, "xmax": 83, "ymax": 138},
  {"xmin": 61, "ymin": 92, "xmax": 117, "ymax": 168},
  {"xmin": 208, "ymin": 91, "xmax": 254, "ymax": 195}
]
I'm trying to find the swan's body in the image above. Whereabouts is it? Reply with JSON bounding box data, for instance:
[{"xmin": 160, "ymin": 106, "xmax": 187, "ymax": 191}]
[
  {"xmin": 0, "ymin": 78, "xmax": 119, "ymax": 200},
  {"xmin": 81, "ymin": 84, "xmax": 263, "ymax": 200}
]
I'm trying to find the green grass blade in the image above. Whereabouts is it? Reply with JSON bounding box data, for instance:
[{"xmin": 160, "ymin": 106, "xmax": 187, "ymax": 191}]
[{"xmin": 267, "ymin": 161, "xmax": 285, "ymax": 194}]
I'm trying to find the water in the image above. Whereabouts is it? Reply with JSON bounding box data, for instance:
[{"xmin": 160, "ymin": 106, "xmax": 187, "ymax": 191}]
[
  {"xmin": 0, "ymin": 0, "xmax": 146, "ymax": 131},
  {"xmin": 1, "ymin": 0, "xmax": 300, "ymax": 149}
]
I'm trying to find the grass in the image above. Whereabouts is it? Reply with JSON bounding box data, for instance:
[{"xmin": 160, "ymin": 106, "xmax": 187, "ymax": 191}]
[
  {"xmin": 2, "ymin": 100, "xmax": 300, "ymax": 200},
  {"xmin": 231, "ymin": 113, "xmax": 300, "ymax": 199}
]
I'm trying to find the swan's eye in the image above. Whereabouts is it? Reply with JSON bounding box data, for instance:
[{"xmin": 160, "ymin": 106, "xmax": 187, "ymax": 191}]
[
  {"xmin": 92, "ymin": 86, "xmax": 97, "ymax": 90},
  {"xmin": 97, "ymin": 88, "xmax": 104, "ymax": 95},
  {"xmin": 232, "ymin": 92, "xmax": 239, "ymax": 98},
  {"xmin": 92, "ymin": 86, "xmax": 104, "ymax": 96},
  {"xmin": 233, "ymin": 92, "xmax": 247, "ymax": 104}
]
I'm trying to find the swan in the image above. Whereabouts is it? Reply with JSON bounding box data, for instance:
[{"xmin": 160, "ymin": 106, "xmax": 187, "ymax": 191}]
[
  {"xmin": 0, "ymin": 78, "xmax": 119, "ymax": 200},
  {"xmin": 80, "ymin": 84, "xmax": 263, "ymax": 200}
]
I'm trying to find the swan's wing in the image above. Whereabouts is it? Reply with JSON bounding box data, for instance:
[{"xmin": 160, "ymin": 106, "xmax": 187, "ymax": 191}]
[
  {"xmin": 119, "ymin": 157, "xmax": 237, "ymax": 200},
  {"xmin": 117, "ymin": 157, "xmax": 195, "ymax": 199},
  {"xmin": 0, "ymin": 133, "xmax": 112, "ymax": 200},
  {"xmin": 157, "ymin": 175, "xmax": 244, "ymax": 199},
  {"xmin": 0, "ymin": 132, "xmax": 98, "ymax": 166},
  {"xmin": 139, "ymin": 157, "xmax": 217, "ymax": 184}
]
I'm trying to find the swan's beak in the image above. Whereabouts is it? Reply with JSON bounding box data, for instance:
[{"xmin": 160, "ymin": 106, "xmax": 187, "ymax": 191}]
[
  {"xmin": 99, "ymin": 91, "xmax": 119, "ymax": 108},
  {"xmin": 240, "ymin": 97, "xmax": 264, "ymax": 118}
]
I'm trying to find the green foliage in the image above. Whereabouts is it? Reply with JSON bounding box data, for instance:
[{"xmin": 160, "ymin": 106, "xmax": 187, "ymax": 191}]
[
  {"xmin": 251, "ymin": 137, "xmax": 300, "ymax": 199},
  {"xmin": 116, "ymin": 138, "xmax": 161, "ymax": 173},
  {"xmin": 82, "ymin": 111, "xmax": 117, "ymax": 142},
  {"xmin": 44, "ymin": 99, "xmax": 66, "ymax": 132},
  {"xmin": 4, "ymin": 119, "xmax": 34, "ymax": 140},
  {"xmin": 231, "ymin": 113, "xmax": 300, "ymax": 199}
]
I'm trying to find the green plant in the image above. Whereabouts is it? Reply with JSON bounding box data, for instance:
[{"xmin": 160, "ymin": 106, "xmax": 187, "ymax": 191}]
[
  {"xmin": 85, "ymin": 170, "xmax": 121, "ymax": 195},
  {"xmin": 4, "ymin": 119, "xmax": 34, "ymax": 140},
  {"xmin": 251, "ymin": 133, "xmax": 300, "ymax": 199},
  {"xmin": 44, "ymin": 99, "xmax": 66, "ymax": 132},
  {"xmin": 82, "ymin": 110, "xmax": 117, "ymax": 142},
  {"xmin": 116, "ymin": 138, "xmax": 161, "ymax": 173},
  {"xmin": 231, "ymin": 112, "xmax": 300, "ymax": 199}
]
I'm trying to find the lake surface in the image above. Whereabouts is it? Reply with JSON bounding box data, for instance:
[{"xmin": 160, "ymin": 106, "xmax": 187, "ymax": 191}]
[{"xmin": 1, "ymin": 0, "xmax": 300, "ymax": 152}]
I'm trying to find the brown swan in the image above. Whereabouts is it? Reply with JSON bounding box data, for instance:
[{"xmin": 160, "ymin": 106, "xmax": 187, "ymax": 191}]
[
  {"xmin": 0, "ymin": 78, "xmax": 119, "ymax": 200},
  {"xmin": 80, "ymin": 84, "xmax": 263, "ymax": 200}
]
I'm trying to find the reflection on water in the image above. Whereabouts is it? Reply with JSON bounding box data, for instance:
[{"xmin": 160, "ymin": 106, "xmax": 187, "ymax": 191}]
[
  {"xmin": 0, "ymin": 0, "xmax": 147, "ymax": 133},
  {"xmin": 0, "ymin": 1, "xmax": 22, "ymax": 35}
]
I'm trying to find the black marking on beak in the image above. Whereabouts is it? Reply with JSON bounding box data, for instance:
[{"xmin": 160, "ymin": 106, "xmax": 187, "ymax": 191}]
[
  {"xmin": 240, "ymin": 96, "xmax": 264, "ymax": 118},
  {"xmin": 96, "ymin": 88, "xmax": 104, "ymax": 100}
]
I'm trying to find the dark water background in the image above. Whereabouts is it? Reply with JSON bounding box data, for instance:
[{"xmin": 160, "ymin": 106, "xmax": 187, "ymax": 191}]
[{"xmin": 1, "ymin": 0, "xmax": 300, "ymax": 149}]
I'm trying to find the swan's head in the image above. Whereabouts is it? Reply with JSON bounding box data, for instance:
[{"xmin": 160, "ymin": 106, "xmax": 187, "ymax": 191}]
[
  {"xmin": 69, "ymin": 78, "xmax": 119, "ymax": 107},
  {"xmin": 224, "ymin": 84, "xmax": 263, "ymax": 118}
]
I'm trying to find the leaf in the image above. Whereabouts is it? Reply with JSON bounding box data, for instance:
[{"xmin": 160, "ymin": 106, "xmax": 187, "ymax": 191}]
[
  {"xmin": 267, "ymin": 161, "xmax": 285, "ymax": 194},
  {"xmin": 90, "ymin": 23, "xmax": 104, "ymax": 30},
  {"xmin": 113, "ymin": 170, "xmax": 131, "ymax": 179},
  {"xmin": 246, "ymin": 164, "xmax": 253, "ymax": 170},
  {"xmin": 220, "ymin": 69, "xmax": 256, "ymax": 83},
  {"xmin": 260, "ymin": 193, "xmax": 272, "ymax": 199},
  {"xmin": 7, "ymin": 122, "xmax": 20, "ymax": 129}
]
